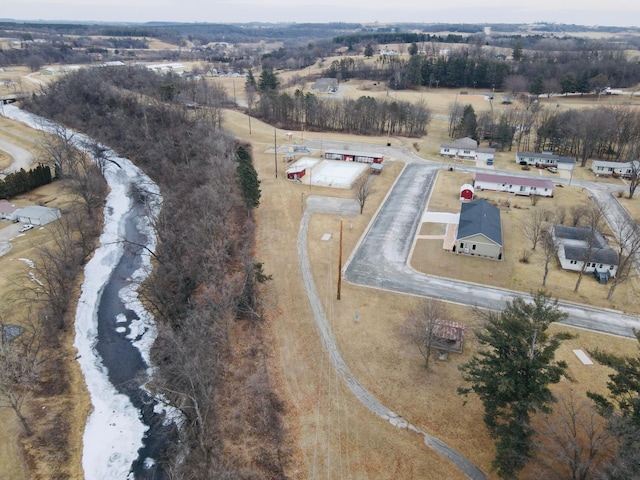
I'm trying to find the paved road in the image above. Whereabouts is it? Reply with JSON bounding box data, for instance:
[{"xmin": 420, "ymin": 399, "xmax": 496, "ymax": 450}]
[
  {"xmin": 0, "ymin": 135, "xmax": 34, "ymax": 175},
  {"xmin": 343, "ymin": 162, "xmax": 640, "ymax": 338},
  {"xmin": 299, "ymin": 195, "xmax": 488, "ymax": 479}
]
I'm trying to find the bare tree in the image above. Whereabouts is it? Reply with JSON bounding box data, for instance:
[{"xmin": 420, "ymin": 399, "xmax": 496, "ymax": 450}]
[
  {"xmin": 353, "ymin": 172, "xmax": 374, "ymax": 214},
  {"xmin": 575, "ymin": 206, "xmax": 605, "ymax": 292},
  {"xmin": 447, "ymin": 102, "xmax": 465, "ymax": 138},
  {"xmin": 522, "ymin": 206, "xmax": 550, "ymax": 250},
  {"xmin": 627, "ymin": 160, "xmax": 640, "ymax": 199},
  {"xmin": 38, "ymin": 125, "xmax": 81, "ymax": 178},
  {"xmin": 528, "ymin": 391, "xmax": 614, "ymax": 480},
  {"xmin": 541, "ymin": 229, "xmax": 557, "ymax": 287},
  {"xmin": 401, "ymin": 298, "xmax": 446, "ymax": 369},
  {"xmin": 0, "ymin": 315, "xmax": 42, "ymax": 436},
  {"xmin": 64, "ymin": 158, "xmax": 108, "ymax": 218},
  {"xmin": 570, "ymin": 205, "xmax": 589, "ymax": 227},
  {"xmin": 608, "ymin": 217, "xmax": 640, "ymax": 300}
]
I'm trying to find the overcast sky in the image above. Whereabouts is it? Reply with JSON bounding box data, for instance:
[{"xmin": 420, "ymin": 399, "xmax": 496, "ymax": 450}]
[{"xmin": 2, "ymin": 0, "xmax": 640, "ymax": 27}]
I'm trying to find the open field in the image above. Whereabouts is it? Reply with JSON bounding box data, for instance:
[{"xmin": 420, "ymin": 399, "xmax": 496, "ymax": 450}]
[
  {"xmin": 1, "ymin": 71, "xmax": 640, "ymax": 478},
  {"xmin": 222, "ymin": 107, "xmax": 640, "ymax": 478}
]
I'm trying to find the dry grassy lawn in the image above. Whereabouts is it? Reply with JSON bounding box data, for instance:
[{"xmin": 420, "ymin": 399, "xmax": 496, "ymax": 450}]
[
  {"xmin": 2, "ymin": 67, "xmax": 640, "ymax": 478},
  {"xmin": 411, "ymin": 169, "xmax": 640, "ymax": 313},
  {"xmin": 223, "ymin": 108, "xmax": 640, "ymax": 479}
]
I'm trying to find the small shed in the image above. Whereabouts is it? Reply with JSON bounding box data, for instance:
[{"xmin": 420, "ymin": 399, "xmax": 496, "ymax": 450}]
[
  {"xmin": 460, "ymin": 184, "xmax": 474, "ymax": 201},
  {"xmin": 13, "ymin": 205, "xmax": 61, "ymax": 225},
  {"xmin": 370, "ymin": 163, "xmax": 384, "ymax": 175},
  {"xmin": 431, "ymin": 320, "xmax": 465, "ymax": 354},
  {"xmin": 286, "ymin": 166, "xmax": 306, "ymax": 181}
]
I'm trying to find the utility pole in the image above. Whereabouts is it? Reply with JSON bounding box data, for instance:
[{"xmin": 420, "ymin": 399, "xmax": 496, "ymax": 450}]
[
  {"xmin": 274, "ymin": 129, "xmax": 278, "ymax": 178},
  {"xmin": 337, "ymin": 220, "xmax": 343, "ymax": 300}
]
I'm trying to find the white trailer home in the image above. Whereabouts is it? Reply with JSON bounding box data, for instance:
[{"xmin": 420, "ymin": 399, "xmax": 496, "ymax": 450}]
[
  {"xmin": 591, "ymin": 160, "xmax": 638, "ymax": 178},
  {"xmin": 474, "ymin": 172, "xmax": 554, "ymax": 197},
  {"xmin": 516, "ymin": 151, "xmax": 575, "ymax": 171}
]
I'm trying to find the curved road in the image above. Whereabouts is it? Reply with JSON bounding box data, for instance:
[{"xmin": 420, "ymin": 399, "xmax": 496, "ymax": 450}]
[
  {"xmin": 298, "ymin": 145, "xmax": 640, "ymax": 479},
  {"xmin": 300, "ymin": 195, "xmax": 488, "ymax": 479}
]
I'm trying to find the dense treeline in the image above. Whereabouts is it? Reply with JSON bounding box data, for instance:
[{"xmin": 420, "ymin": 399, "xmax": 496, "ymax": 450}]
[
  {"xmin": 23, "ymin": 66, "xmax": 290, "ymax": 478},
  {"xmin": 324, "ymin": 47, "xmax": 640, "ymax": 92},
  {"xmin": 255, "ymin": 90, "xmax": 431, "ymax": 137},
  {"xmin": 0, "ymin": 164, "xmax": 52, "ymax": 199}
]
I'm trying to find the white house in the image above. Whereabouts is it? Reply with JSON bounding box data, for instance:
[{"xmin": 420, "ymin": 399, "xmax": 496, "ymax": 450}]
[
  {"xmin": 440, "ymin": 137, "xmax": 495, "ymax": 162},
  {"xmin": 551, "ymin": 225, "xmax": 618, "ymax": 282},
  {"xmin": 516, "ymin": 151, "xmax": 575, "ymax": 171},
  {"xmin": 474, "ymin": 172, "xmax": 554, "ymax": 197},
  {"xmin": 440, "ymin": 137, "xmax": 477, "ymax": 160},
  {"xmin": 591, "ymin": 160, "xmax": 638, "ymax": 178}
]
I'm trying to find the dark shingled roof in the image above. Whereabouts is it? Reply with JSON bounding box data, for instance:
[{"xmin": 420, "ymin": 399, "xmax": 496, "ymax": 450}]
[
  {"xmin": 553, "ymin": 225, "xmax": 619, "ymax": 265},
  {"xmin": 457, "ymin": 199, "xmax": 502, "ymax": 246}
]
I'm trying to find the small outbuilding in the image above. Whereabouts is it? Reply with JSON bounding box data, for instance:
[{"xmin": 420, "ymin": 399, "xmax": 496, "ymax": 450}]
[
  {"xmin": 324, "ymin": 149, "xmax": 384, "ymax": 164},
  {"xmin": 13, "ymin": 205, "xmax": 61, "ymax": 225},
  {"xmin": 286, "ymin": 166, "xmax": 306, "ymax": 181},
  {"xmin": 431, "ymin": 320, "xmax": 465, "ymax": 354},
  {"xmin": 459, "ymin": 184, "xmax": 474, "ymax": 201}
]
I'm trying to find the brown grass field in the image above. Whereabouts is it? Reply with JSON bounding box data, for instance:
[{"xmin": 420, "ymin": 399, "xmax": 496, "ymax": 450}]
[{"xmin": 1, "ymin": 62, "xmax": 640, "ymax": 478}]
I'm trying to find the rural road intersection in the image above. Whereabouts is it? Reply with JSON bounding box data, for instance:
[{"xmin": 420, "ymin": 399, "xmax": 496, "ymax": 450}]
[{"xmin": 298, "ymin": 146, "xmax": 640, "ymax": 479}]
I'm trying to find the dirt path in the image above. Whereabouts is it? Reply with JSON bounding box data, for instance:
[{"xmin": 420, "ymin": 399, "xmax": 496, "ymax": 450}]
[
  {"xmin": 299, "ymin": 195, "xmax": 489, "ymax": 480},
  {"xmin": 0, "ymin": 136, "xmax": 34, "ymax": 174}
]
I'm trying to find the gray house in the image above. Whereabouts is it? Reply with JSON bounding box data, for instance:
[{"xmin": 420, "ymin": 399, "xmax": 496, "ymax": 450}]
[
  {"xmin": 551, "ymin": 225, "xmax": 618, "ymax": 282},
  {"xmin": 453, "ymin": 199, "xmax": 503, "ymax": 260}
]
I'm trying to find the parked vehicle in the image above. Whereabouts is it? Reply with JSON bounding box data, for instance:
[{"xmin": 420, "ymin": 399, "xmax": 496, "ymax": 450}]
[
  {"xmin": 546, "ymin": 166, "xmax": 558, "ymax": 173},
  {"xmin": 19, "ymin": 224, "xmax": 34, "ymax": 232}
]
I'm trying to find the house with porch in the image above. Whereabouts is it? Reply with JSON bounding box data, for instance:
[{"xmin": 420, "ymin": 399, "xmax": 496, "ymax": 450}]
[
  {"xmin": 591, "ymin": 160, "xmax": 638, "ymax": 178},
  {"xmin": 453, "ymin": 199, "xmax": 503, "ymax": 260},
  {"xmin": 516, "ymin": 151, "xmax": 575, "ymax": 171},
  {"xmin": 551, "ymin": 225, "xmax": 618, "ymax": 283}
]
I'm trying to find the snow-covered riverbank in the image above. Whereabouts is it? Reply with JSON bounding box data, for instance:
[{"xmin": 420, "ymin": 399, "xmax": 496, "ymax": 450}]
[{"xmin": 1, "ymin": 105, "xmax": 168, "ymax": 478}]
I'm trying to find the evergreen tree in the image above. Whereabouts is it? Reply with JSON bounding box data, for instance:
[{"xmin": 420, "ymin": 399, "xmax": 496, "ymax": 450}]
[
  {"xmin": 364, "ymin": 43, "xmax": 374, "ymax": 58},
  {"xmin": 258, "ymin": 68, "xmax": 279, "ymax": 93},
  {"xmin": 235, "ymin": 146, "xmax": 261, "ymax": 209},
  {"xmin": 459, "ymin": 292, "xmax": 572, "ymax": 479},
  {"xmin": 512, "ymin": 40, "xmax": 524, "ymax": 61},
  {"xmin": 245, "ymin": 69, "xmax": 256, "ymax": 89},
  {"xmin": 408, "ymin": 41, "xmax": 418, "ymax": 56},
  {"xmin": 589, "ymin": 330, "xmax": 640, "ymax": 479},
  {"xmin": 530, "ymin": 76, "xmax": 544, "ymax": 96},
  {"xmin": 457, "ymin": 105, "xmax": 478, "ymax": 140}
]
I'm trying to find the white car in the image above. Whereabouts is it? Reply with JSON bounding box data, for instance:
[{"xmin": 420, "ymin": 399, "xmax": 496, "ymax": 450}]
[{"xmin": 19, "ymin": 224, "xmax": 34, "ymax": 233}]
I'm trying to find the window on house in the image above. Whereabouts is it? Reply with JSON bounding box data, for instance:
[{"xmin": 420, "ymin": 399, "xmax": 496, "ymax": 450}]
[
  {"xmin": 610, "ymin": 265, "xmax": 614, "ymax": 270},
  {"xmin": 472, "ymin": 244, "xmax": 476, "ymax": 250},
  {"xmin": 463, "ymin": 150, "xmax": 471, "ymax": 154},
  {"xmin": 460, "ymin": 242, "xmax": 464, "ymax": 248},
  {"xmin": 599, "ymin": 264, "xmax": 603, "ymax": 268},
  {"xmin": 520, "ymin": 186, "xmax": 526, "ymax": 192}
]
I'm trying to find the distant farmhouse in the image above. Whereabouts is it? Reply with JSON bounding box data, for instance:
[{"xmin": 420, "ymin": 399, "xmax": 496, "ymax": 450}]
[
  {"xmin": 440, "ymin": 137, "xmax": 495, "ymax": 162},
  {"xmin": 474, "ymin": 172, "xmax": 554, "ymax": 197},
  {"xmin": 551, "ymin": 225, "xmax": 618, "ymax": 283},
  {"xmin": 453, "ymin": 199, "xmax": 503, "ymax": 260},
  {"xmin": 516, "ymin": 151, "xmax": 575, "ymax": 171},
  {"xmin": 591, "ymin": 160, "xmax": 638, "ymax": 178}
]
